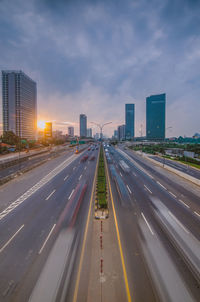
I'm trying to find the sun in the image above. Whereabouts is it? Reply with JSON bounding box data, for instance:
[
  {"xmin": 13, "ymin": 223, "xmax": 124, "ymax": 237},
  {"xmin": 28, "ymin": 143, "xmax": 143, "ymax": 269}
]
[{"xmin": 37, "ymin": 120, "xmax": 46, "ymax": 130}]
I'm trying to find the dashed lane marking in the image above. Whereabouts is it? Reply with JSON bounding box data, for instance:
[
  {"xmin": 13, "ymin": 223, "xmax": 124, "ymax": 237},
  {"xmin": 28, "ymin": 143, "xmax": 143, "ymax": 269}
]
[
  {"xmin": 141, "ymin": 213, "xmax": 154, "ymax": 235},
  {"xmin": 45, "ymin": 189, "xmax": 56, "ymax": 201},
  {"xmin": 0, "ymin": 225, "xmax": 24, "ymax": 253}
]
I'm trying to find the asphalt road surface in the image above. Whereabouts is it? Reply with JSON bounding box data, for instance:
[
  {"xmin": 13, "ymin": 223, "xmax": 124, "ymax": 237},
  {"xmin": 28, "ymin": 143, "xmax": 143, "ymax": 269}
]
[
  {"xmin": 0, "ymin": 143, "xmax": 199, "ymax": 302},
  {"xmin": 149, "ymin": 155, "xmax": 200, "ymax": 180}
]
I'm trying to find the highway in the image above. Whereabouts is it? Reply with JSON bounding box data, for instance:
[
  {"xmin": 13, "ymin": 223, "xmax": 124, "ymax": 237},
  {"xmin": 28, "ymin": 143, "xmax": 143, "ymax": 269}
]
[
  {"xmin": 0, "ymin": 142, "xmax": 199, "ymax": 302},
  {"xmin": 105, "ymin": 145, "xmax": 200, "ymax": 301},
  {"xmin": 0, "ymin": 146, "xmax": 98, "ymax": 302},
  {"xmin": 148, "ymin": 154, "xmax": 200, "ymax": 180}
]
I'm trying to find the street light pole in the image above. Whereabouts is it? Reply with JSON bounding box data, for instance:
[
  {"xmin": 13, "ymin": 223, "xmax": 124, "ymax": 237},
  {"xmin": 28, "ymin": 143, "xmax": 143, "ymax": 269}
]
[{"xmin": 91, "ymin": 122, "xmax": 112, "ymax": 141}]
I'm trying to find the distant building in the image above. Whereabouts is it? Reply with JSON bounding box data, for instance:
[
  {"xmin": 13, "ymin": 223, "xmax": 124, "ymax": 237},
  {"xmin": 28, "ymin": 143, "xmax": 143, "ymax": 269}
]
[
  {"xmin": 94, "ymin": 133, "xmax": 100, "ymax": 140},
  {"xmin": 118, "ymin": 125, "xmax": 125, "ymax": 141},
  {"xmin": 2, "ymin": 70, "xmax": 37, "ymax": 140},
  {"xmin": 146, "ymin": 93, "xmax": 166, "ymax": 140},
  {"xmin": 80, "ymin": 114, "xmax": 87, "ymax": 137},
  {"xmin": 68, "ymin": 126, "xmax": 74, "ymax": 137},
  {"xmin": 125, "ymin": 104, "xmax": 135, "ymax": 140},
  {"xmin": 44, "ymin": 122, "xmax": 52, "ymax": 140},
  {"xmin": 114, "ymin": 130, "xmax": 118, "ymax": 139},
  {"xmin": 87, "ymin": 128, "xmax": 92, "ymax": 137}
]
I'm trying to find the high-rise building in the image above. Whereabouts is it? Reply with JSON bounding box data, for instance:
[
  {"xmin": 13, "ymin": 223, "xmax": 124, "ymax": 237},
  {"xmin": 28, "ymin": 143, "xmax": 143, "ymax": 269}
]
[
  {"xmin": 2, "ymin": 70, "xmax": 37, "ymax": 140},
  {"xmin": 118, "ymin": 125, "xmax": 125, "ymax": 141},
  {"xmin": 125, "ymin": 104, "xmax": 135, "ymax": 140},
  {"xmin": 146, "ymin": 93, "xmax": 166, "ymax": 140},
  {"xmin": 114, "ymin": 130, "xmax": 118, "ymax": 139},
  {"xmin": 68, "ymin": 126, "xmax": 74, "ymax": 137},
  {"xmin": 80, "ymin": 114, "xmax": 87, "ymax": 137},
  {"xmin": 44, "ymin": 122, "xmax": 52, "ymax": 140},
  {"xmin": 87, "ymin": 128, "xmax": 92, "ymax": 138}
]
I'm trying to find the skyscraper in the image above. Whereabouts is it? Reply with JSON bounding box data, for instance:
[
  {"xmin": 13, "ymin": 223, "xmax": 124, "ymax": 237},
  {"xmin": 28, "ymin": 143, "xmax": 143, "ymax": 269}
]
[
  {"xmin": 68, "ymin": 126, "xmax": 74, "ymax": 137},
  {"xmin": 125, "ymin": 104, "xmax": 135, "ymax": 140},
  {"xmin": 118, "ymin": 125, "xmax": 125, "ymax": 141},
  {"xmin": 2, "ymin": 70, "xmax": 37, "ymax": 140},
  {"xmin": 80, "ymin": 114, "xmax": 87, "ymax": 137},
  {"xmin": 146, "ymin": 93, "xmax": 166, "ymax": 140},
  {"xmin": 87, "ymin": 128, "xmax": 92, "ymax": 137}
]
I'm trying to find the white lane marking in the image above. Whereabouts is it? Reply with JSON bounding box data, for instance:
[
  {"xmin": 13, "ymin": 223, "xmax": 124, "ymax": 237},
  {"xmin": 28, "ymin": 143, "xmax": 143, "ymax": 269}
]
[
  {"xmin": 84, "ymin": 166, "xmax": 87, "ymax": 170},
  {"xmin": 144, "ymin": 185, "xmax": 152, "ymax": 194},
  {"xmin": 156, "ymin": 181, "xmax": 167, "ymax": 190},
  {"xmin": 141, "ymin": 212, "xmax": 154, "ymax": 235},
  {"xmin": 168, "ymin": 211, "xmax": 189, "ymax": 234},
  {"xmin": 0, "ymin": 225, "xmax": 24, "ymax": 253},
  {"xmin": 194, "ymin": 211, "xmax": 200, "ymax": 218},
  {"xmin": 45, "ymin": 189, "xmax": 56, "ymax": 201},
  {"xmin": 79, "ymin": 174, "xmax": 82, "ymax": 180},
  {"xmin": 169, "ymin": 191, "xmax": 176, "ymax": 198},
  {"xmin": 38, "ymin": 224, "xmax": 56, "ymax": 254},
  {"xmin": 126, "ymin": 185, "xmax": 132, "ymax": 194},
  {"xmin": 68, "ymin": 189, "xmax": 75, "ymax": 200},
  {"xmin": 120, "ymin": 172, "xmax": 123, "ymax": 177},
  {"xmin": 64, "ymin": 175, "xmax": 69, "ymax": 181},
  {"xmin": 0, "ymin": 154, "xmax": 80, "ymax": 221},
  {"xmin": 178, "ymin": 199, "xmax": 190, "ymax": 208},
  {"xmin": 132, "ymin": 172, "xmax": 137, "ymax": 177},
  {"xmin": 73, "ymin": 166, "xmax": 76, "ymax": 170}
]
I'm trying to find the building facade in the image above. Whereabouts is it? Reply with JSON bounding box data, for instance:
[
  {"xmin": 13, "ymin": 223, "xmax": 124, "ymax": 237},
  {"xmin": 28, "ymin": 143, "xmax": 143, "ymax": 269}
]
[
  {"xmin": 87, "ymin": 128, "xmax": 92, "ymax": 138},
  {"xmin": 125, "ymin": 104, "xmax": 135, "ymax": 140},
  {"xmin": 68, "ymin": 126, "xmax": 74, "ymax": 137},
  {"xmin": 2, "ymin": 70, "xmax": 37, "ymax": 140},
  {"xmin": 80, "ymin": 114, "xmax": 87, "ymax": 137},
  {"xmin": 44, "ymin": 122, "xmax": 52, "ymax": 140},
  {"xmin": 146, "ymin": 93, "xmax": 166, "ymax": 140},
  {"xmin": 118, "ymin": 125, "xmax": 125, "ymax": 141}
]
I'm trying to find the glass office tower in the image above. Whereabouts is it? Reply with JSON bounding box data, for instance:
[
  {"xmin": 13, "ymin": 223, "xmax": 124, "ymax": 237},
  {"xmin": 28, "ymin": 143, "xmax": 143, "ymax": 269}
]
[
  {"xmin": 80, "ymin": 114, "xmax": 87, "ymax": 137},
  {"xmin": 2, "ymin": 70, "xmax": 37, "ymax": 140},
  {"xmin": 125, "ymin": 104, "xmax": 135, "ymax": 140},
  {"xmin": 146, "ymin": 93, "xmax": 166, "ymax": 140}
]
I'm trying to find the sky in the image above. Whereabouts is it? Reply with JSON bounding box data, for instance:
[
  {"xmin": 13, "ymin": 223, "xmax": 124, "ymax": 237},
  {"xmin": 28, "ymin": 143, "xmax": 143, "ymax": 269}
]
[{"xmin": 0, "ymin": 0, "xmax": 200, "ymax": 137}]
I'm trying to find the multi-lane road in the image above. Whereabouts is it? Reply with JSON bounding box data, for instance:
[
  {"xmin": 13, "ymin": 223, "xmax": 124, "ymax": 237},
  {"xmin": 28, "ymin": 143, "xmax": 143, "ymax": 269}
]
[
  {"xmin": 0, "ymin": 143, "xmax": 199, "ymax": 302},
  {"xmin": 148, "ymin": 154, "xmax": 200, "ymax": 179}
]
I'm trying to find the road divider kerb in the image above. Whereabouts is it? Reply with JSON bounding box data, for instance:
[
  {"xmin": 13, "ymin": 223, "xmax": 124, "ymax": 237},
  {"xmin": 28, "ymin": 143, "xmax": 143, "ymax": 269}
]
[
  {"xmin": 72, "ymin": 148, "xmax": 99, "ymax": 302},
  {"xmin": 105, "ymin": 155, "xmax": 132, "ymax": 302}
]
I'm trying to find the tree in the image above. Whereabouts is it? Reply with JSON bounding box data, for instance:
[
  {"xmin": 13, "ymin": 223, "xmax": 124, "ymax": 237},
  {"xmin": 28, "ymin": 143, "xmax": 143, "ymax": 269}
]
[{"xmin": 1, "ymin": 131, "xmax": 19, "ymax": 145}]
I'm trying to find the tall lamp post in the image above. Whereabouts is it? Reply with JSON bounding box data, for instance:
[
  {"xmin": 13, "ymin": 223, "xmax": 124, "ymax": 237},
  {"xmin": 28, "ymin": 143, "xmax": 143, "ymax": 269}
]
[
  {"xmin": 163, "ymin": 126, "xmax": 173, "ymax": 167},
  {"xmin": 91, "ymin": 122, "xmax": 112, "ymax": 141}
]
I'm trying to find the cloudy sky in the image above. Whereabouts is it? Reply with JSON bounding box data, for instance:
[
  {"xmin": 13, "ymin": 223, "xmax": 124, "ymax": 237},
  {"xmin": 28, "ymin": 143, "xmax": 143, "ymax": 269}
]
[{"xmin": 0, "ymin": 0, "xmax": 200, "ymax": 137}]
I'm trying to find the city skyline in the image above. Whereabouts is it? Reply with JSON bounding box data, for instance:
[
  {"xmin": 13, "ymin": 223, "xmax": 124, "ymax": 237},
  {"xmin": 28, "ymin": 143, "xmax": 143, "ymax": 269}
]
[{"xmin": 0, "ymin": 0, "xmax": 200, "ymax": 137}]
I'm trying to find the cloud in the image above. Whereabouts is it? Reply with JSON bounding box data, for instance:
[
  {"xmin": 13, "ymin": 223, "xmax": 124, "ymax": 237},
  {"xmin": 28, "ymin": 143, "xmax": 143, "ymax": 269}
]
[{"xmin": 0, "ymin": 0, "xmax": 200, "ymax": 137}]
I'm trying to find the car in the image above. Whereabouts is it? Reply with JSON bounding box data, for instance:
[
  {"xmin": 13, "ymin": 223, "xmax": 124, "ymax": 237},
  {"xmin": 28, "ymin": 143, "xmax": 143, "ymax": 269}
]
[
  {"xmin": 88, "ymin": 148, "xmax": 91, "ymax": 151},
  {"xmin": 89, "ymin": 155, "xmax": 95, "ymax": 161},
  {"xmin": 80, "ymin": 155, "xmax": 89, "ymax": 162}
]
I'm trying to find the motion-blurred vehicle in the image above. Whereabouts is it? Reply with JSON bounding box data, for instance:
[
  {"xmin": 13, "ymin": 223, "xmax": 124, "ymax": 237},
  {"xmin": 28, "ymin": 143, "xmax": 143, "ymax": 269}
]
[
  {"xmin": 89, "ymin": 155, "xmax": 95, "ymax": 161},
  {"xmin": 119, "ymin": 160, "xmax": 130, "ymax": 173},
  {"xmin": 80, "ymin": 155, "xmax": 89, "ymax": 162}
]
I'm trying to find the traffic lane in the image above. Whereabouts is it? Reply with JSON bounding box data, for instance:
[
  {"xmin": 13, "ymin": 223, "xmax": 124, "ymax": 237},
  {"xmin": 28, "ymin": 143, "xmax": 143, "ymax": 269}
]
[
  {"xmin": 109, "ymin": 162, "xmax": 199, "ymax": 301},
  {"xmin": 150, "ymin": 156, "xmax": 200, "ymax": 179},
  {"xmin": 108, "ymin": 166, "xmax": 157, "ymax": 302},
  {"xmin": 123, "ymin": 148, "xmax": 200, "ymax": 208},
  {"xmin": 0, "ymin": 148, "xmax": 91, "ymax": 218},
  {"xmin": 0, "ymin": 156, "xmax": 97, "ymax": 301},
  {"xmin": 0, "ymin": 152, "xmax": 93, "ymax": 251},
  {"xmin": 113, "ymin": 150, "xmax": 200, "ymax": 241},
  {"xmin": 12, "ymin": 151, "xmax": 98, "ymax": 302},
  {"xmin": 0, "ymin": 164, "xmax": 86, "ymax": 296},
  {"xmin": 0, "ymin": 148, "xmax": 84, "ymax": 213},
  {"xmin": 0, "ymin": 148, "xmax": 73, "ymax": 179},
  {"xmin": 132, "ymin": 151, "xmax": 200, "ymax": 215}
]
